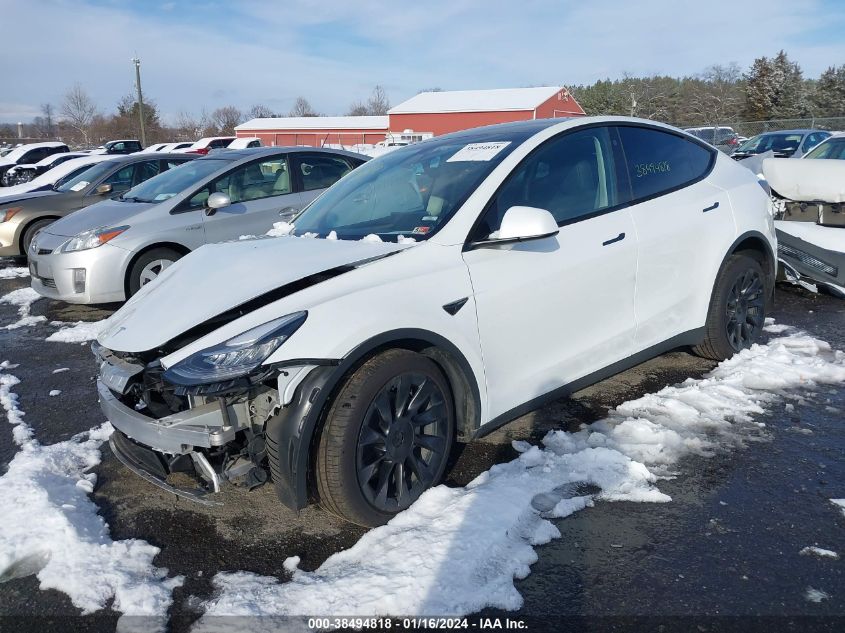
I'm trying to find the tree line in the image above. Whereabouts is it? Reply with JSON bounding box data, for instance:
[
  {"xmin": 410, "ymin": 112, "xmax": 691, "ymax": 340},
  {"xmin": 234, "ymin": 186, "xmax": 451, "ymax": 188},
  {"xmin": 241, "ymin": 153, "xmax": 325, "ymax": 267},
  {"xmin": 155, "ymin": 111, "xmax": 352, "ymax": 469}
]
[
  {"xmin": 2, "ymin": 85, "xmax": 392, "ymax": 147},
  {"xmin": 571, "ymin": 51, "xmax": 845, "ymax": 126}
]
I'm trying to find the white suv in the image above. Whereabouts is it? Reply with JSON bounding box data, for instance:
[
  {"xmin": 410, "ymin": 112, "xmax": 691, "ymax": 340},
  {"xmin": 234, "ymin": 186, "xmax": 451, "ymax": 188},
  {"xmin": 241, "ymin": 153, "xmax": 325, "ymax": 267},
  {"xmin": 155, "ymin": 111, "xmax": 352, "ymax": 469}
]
[{"xmin": 95, "ymin": 116, "xmax": 776, "ymax": 526}]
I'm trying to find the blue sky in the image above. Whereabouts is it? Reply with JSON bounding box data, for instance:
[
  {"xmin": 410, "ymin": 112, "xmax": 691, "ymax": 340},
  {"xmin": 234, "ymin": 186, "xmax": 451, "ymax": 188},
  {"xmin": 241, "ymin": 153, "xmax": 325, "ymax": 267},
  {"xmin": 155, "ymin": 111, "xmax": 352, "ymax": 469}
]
[{"xmin": 1, "ymin": 0, "xmax": 844, "ymax": 124}]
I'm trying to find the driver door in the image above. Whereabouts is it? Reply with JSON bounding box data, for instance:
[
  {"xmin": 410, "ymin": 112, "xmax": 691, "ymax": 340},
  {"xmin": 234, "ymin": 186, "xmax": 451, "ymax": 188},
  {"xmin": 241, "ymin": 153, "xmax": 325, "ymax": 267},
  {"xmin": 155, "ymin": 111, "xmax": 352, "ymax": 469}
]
[
  {"xmin": 199, "ymin": 155, "xmax": 304, "ymax": 243},
  {"xmin": 462, "ymin": 126, "xmax": 638, "ymax": 421}
]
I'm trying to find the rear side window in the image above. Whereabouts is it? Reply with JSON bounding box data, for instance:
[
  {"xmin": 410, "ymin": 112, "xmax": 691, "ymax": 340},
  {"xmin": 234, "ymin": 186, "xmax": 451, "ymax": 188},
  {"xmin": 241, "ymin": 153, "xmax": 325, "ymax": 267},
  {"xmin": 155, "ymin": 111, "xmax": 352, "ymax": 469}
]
[{"xmin": 617, "ymin": 126, "xmax": 713, "ymax": 201}]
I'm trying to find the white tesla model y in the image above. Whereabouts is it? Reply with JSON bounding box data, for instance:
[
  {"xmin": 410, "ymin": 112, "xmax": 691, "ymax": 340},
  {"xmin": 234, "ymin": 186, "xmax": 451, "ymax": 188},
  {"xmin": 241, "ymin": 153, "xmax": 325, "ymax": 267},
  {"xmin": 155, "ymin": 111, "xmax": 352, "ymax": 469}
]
[{"xmin": 94, "ymin": 116, "xmax": 776, "ymax": 526}]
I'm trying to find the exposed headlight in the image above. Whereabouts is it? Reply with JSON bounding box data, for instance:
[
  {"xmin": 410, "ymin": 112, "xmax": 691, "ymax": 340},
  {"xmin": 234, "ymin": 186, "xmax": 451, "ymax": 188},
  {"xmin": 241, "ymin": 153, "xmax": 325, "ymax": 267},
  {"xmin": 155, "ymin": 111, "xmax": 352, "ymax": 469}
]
[
  {"xmin": 1, "ymin": 207, "xmax": 22, "ymax": 222},
  {"xmin": 61, "ymin": 225, "xmax": 129, "ymax": 252},
  {"xmin": 163, "ymin": 311, "xmax": 307, "ymax": 385}
]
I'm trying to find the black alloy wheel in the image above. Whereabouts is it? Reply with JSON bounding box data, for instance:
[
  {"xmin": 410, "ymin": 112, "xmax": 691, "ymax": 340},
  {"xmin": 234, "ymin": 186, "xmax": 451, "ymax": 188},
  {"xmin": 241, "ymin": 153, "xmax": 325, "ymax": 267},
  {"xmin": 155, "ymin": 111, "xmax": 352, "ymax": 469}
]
[
  {"xmin": 356, "ymin": 372, "xmax": 450, "ymax": 512},
  {"xmin": 725, "ymin": 268, "xmax": 765, "ymax": 351}
]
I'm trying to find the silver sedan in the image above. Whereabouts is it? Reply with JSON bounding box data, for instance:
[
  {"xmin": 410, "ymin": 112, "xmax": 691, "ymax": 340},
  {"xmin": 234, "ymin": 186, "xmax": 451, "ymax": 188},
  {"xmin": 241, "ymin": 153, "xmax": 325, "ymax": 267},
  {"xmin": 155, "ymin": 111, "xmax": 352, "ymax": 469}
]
[{"xmin": 28, "ymin": 147, "xmax": 367, "ymax": 304}]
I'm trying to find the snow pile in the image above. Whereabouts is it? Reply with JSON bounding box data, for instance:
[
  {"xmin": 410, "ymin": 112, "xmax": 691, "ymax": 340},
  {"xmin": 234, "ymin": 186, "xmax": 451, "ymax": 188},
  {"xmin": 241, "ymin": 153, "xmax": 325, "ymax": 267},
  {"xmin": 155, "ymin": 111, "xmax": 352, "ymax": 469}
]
[
  {"xmin": 48, "ymin": 389, "xmax": 61, "ymax": 397},
  {"xmin": 800, "ymin": 546, "xmax": 839, "ymax": 559},
  {"xmin": 46, "ymin": 319, "xmax": 108, "ymax": 343},
  {"xmin": 266, "ymin": 221, "xmax": 295, "ymax": 237},
  {"xmin": 831, "ymin": 499, "xmax": 845, "ymax": 517},
  {"xmin": 195, "ymin": 327, "xmax": 845, "ymax": 622},
  {"xmin": 1, "ymin": 287, "xmax": 46, "ymax": 330},
  {"xmin": 0, "ymin": 267, "xmax": 29, "ymax": 279},
  {"xmin": 0, "ymin": 362, "xmax": 182, "ymax": 629}
]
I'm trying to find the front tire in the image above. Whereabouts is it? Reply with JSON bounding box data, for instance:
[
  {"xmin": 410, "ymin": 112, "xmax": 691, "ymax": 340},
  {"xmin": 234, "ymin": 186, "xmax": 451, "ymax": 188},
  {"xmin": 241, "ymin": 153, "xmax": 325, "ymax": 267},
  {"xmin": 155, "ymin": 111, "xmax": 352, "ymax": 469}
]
[
  {"xmin": 693, "ymin": 253, "xmax": 767, "ymax": 360},
  {"xmin": 316, "ymin": 349, "xmax": 455, "ymax": 527},
  {"xmin": 21, "ymin": 218, "xmax": 55, "ymax": 256},
  {"xmin": 127, "ymin": 247, "xmax": 182, "ymax": 297}
]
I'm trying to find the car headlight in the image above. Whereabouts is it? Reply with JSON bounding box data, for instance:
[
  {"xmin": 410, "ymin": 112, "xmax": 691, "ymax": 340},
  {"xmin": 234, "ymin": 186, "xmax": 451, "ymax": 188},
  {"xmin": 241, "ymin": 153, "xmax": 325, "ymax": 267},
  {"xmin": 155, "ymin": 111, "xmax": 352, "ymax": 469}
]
[
  {"xmin": 1, "ymin": 207, "xmax": 22, "ymax": 222},
  {"xmin": 61, "ymin": 225, "xmax": 129, "ymax": 252},
  {"xmin": 163, "ymin": 311, "xmax": 307, "ymax": 385}
]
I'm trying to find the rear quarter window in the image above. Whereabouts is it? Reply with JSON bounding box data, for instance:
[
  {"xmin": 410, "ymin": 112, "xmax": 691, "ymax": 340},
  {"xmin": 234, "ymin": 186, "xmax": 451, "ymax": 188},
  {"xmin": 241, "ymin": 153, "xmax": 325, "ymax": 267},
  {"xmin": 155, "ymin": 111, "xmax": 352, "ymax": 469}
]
[{"xmin": 617, "ymin": 126, "xmax": 713, "ymax": 201}]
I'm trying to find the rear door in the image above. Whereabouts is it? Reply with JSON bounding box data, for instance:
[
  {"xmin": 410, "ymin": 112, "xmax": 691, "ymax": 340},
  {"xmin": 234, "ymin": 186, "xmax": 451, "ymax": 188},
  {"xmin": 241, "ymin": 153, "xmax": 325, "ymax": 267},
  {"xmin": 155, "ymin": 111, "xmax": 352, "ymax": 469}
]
[
  {"xmin": 463, "ymin": 125, "xmax": 639, "ymax": 421},
  {"xmin": 614, "ymin": 125, "xmax": 734, "ymax": 350},
  {"xmin": 200, "ymin": 154, "xmax": 304, "ymax": 242},
  {"xmin": 291, "ymin": 152, "xmax": 357, "ymax": 209}
]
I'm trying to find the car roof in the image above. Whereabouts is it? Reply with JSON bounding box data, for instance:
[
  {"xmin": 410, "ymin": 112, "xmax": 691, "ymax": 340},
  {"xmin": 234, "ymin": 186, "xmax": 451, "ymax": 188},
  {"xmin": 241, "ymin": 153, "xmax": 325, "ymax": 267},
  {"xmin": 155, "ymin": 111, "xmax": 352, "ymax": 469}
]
[
  {"xmin": 759, "ymin": 129, "xmax": 819, "ymax": 135},
  {"xmin": 96, "ymin": 152, "xmax": 200, "ymax": 165},
  {"xmin": 205, "ymin": 146, "xmax": 370, "ymax": 161}
]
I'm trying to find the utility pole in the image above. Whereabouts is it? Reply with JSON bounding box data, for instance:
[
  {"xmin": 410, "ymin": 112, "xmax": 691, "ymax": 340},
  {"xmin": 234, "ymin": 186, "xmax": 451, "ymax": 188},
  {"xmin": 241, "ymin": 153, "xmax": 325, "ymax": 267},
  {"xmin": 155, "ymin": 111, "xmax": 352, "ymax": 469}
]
[{"xmin": 132, "ymin": 57, "xmax": 146, "ymax": 147}]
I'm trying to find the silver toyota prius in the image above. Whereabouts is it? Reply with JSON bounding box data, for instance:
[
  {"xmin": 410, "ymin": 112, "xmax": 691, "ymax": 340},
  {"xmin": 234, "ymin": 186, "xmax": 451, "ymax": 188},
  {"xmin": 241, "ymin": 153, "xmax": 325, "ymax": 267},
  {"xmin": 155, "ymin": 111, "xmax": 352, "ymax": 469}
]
[{"xmin": 28, "ymin": 147, "xmax": 367, "ymax": 304}]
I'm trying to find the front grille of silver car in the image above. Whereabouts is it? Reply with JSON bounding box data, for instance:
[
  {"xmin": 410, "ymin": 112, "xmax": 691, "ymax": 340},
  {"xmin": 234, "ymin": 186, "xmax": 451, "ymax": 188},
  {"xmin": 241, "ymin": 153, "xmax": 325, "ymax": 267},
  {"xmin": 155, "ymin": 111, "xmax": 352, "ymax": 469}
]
[
  {"xmin": 778, "ymin": 243, "xmax": 838, "ymax": 277},
  {"xmin": 37, "ymin": 248, "xmax": 52, "ymax": 255},
  {"xmin": 38, "ymin": 276, "xmax": 57, "ymax": 289}
]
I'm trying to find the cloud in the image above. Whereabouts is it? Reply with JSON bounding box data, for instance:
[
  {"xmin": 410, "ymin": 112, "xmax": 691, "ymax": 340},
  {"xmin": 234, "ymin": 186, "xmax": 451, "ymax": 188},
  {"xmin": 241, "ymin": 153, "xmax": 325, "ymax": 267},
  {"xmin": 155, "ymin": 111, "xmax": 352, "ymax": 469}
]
[{"xmin": 0, "ymin": 0, "xmax": 842, "ymax": 125}]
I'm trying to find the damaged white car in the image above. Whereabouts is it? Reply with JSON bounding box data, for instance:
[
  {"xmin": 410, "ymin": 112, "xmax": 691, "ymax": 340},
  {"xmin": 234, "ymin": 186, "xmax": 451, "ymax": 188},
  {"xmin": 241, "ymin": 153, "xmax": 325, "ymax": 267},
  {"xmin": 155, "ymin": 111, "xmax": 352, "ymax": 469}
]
[
  {"xmin": 764, "ymin": 155, "xmax": 845, "ymax": 296},
  {"xmin": 95, "ymin": 117, "xmax": 776, "ymax": 526}
]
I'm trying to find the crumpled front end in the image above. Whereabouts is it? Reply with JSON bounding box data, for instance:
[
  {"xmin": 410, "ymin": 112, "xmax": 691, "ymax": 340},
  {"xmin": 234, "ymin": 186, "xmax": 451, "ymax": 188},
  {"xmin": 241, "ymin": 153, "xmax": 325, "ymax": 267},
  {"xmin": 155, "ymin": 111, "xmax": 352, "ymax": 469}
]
[{"xmin": 94, "ymin": 341, "xmax": 290, "ymax": 503}]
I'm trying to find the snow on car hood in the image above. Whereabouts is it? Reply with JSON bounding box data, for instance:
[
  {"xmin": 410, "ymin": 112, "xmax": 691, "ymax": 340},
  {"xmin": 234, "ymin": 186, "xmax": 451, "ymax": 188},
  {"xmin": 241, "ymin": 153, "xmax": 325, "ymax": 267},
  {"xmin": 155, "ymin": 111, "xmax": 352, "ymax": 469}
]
[
  {"xmin": 763, "ymin": 157, "xmax": 845, "ymax": 202},
  {"xmin": 41, "ymin": 199, "xmax": 157, "ymax": 237},
  {"xmin": 98, "ymin": 236, "xmax": 408, "ymax": 353}
]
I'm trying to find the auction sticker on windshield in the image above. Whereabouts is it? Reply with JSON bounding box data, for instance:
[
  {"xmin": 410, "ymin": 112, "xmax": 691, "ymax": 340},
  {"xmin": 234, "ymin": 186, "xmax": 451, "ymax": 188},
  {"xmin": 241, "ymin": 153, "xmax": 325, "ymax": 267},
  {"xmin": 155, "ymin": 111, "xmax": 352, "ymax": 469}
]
[{"xmin": 447, "ymin": 142, "xmax": 511, "ymax": 162}]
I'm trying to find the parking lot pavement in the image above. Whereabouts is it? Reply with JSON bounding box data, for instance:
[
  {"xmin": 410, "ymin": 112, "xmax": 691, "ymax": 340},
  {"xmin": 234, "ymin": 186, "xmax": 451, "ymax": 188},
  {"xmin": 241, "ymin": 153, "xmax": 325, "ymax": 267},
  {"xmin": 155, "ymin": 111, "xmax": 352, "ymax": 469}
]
[{"xmin": 1, "ymin": 256, "xmax": 843, "ymax": 631}]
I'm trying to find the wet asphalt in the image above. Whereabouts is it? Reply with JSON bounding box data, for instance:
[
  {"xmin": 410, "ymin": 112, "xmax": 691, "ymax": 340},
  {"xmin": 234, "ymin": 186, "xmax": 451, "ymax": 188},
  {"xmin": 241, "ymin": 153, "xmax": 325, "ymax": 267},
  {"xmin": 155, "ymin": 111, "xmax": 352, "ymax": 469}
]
[{"xmin": 0, "ymin": 257, "xmax": 843, "ymax": 632}]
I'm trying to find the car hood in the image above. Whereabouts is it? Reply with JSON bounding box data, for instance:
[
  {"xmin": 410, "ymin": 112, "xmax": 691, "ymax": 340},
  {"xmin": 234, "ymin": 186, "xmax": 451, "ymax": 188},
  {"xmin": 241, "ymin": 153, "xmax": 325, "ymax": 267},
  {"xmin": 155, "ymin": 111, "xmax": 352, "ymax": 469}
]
[
  {"xmin": 763, "ymin": 157, "xmax": 845, "ymax": 203},
  {"xmin": 0, "ymin": 190, "xmax": 59, "ymax": 207},
  {"xmin": 42, "ymin": 198, "xmax": 157, "ymax": 237},
  {"xmin": 98, "ymin": 236, "xmax": 409, "ymax": 353}
]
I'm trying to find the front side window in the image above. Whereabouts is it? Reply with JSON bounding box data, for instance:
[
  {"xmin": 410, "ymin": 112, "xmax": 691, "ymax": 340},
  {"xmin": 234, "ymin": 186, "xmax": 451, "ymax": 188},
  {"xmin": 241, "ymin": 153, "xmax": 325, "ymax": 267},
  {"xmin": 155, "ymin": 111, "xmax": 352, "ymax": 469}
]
[
  {"xmin": 472, "ymin": 127, "xmax": 625, "ymax": 239},
  {"xmin": 132, "ymin": 160, "xmax": 160, "ymax": 185},
  {"xmin": 103, "ymin": 164, "xmax": 135, "ymax": 190},
  {"xmin": 804, "ymin": 137, "xmax": 845, "ymax": 160},
  {"xmin": 193, "ymin": 155, "xmax": 292, "ymax": 206},
  {"xmin": 617, "ymin": 126, "xmax": 713, "ymax": 201}
]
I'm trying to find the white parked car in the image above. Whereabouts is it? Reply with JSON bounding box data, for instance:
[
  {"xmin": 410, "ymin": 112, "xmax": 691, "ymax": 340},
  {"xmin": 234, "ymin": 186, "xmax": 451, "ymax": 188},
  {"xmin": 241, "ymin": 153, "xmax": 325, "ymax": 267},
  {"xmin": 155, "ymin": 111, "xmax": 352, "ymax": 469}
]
[
  {"xmin": 174, "ymin": 136, "xmax": 236, "ymax": 155},
  {"xmin": 227, "ymin": 137, "xmax": 262, "ymax": 149},
  {"xmin": 95, "ymin": 117, "xmax": 776, "ymax": 526},
  {"xmin": 0, "ymin": 154, "xmax": 114, "ymax": 200}
]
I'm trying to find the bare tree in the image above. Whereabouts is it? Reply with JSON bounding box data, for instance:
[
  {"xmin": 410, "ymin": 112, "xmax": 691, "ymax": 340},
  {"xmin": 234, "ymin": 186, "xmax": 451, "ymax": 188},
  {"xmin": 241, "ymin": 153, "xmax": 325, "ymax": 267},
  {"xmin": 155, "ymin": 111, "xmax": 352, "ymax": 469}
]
[
  {"xmin": 248, "ymin": 104, "xmax": 275, "ymax": 119},
  {"xmin": 60, "ymin": 84, "xmax": 97, "ymax": 145},
  {"xmin": 32, "ymin": 103, "xmax": 56, "ymax": 138},
  {"xmin": 346, "ymin": 100, "xmax": 369, "ymax": 116},
  {"xmin": 289, "ymin": 97, "xmax": 318, "ymax": 117},
  {"xmin": 366, "ymin": 85, "xmax": 390, "ymax": 115},
  {"xmin": 210, "ymin": 106, "xmax": 243, "ymax": 134},
  {"xmin": 688, "ymin": 63, "xmax": 743, "ymax": 123}
]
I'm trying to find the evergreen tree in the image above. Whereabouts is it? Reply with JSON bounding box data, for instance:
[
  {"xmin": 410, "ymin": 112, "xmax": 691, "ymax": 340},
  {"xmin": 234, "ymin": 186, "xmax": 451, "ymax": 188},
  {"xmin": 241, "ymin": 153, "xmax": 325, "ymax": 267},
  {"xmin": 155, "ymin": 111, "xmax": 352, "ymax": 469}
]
[{"xmin": 812, "ymin": 66, "xmax": 845, "ymax": 117}]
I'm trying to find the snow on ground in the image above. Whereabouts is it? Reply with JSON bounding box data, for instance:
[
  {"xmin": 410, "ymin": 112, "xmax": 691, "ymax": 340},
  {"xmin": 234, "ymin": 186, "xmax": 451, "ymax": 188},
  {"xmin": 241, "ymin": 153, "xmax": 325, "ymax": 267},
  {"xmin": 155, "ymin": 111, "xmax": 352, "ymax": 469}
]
[
  {"xmin": 45, "ymin": 319, "xmax": 108, "ymax": 343},
  {"xmin": 0, "ymin": 267, "xmax": 29, "ymax": 279},
  {"xmin": 831, "ymin": 499, "xmax": 845, "ymax": 517},
  {"xmin": 194, "ymin": 327, "xmax": 845, "ymax": 625},
  {"xmin": 800, "ymin": 546, "xmax": 839, "ymax": 559},
  {"xmin": 0, "ymin": 361, "xmax": 182, "ymax": 630},
  {"xmin": 805, "ymin": 587, "xmax": 830, "ymax": 603},
  {"xmin": 52, "ymin": 367, "xmax": 69, "ymax": 373},
  {"xmin": 48, "ymin": 389, "xmax": 61, "ymax": 397},
  {"xmin": 0, "ymin": 287, "xmax": 46, "ymax": 330}
]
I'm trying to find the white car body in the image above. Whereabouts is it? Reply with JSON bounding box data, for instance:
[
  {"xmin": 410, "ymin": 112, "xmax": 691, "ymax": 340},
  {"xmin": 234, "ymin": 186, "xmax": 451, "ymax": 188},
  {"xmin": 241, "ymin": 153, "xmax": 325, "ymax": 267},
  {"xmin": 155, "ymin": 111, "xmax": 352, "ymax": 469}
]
[
  {"xmin": 173, "ymin": 136, "xmax": 236, "ymax": 154},
  {"xmin": 95, "ymin": 116, "xmax": 776, "ymax": 523},
  {"xmin": 227, "ymin": 137, "xmax": 262, "ymax": 149},
  {"xmin": 0, "ymin": 141, "xmax": 67, "ymax": 170}
]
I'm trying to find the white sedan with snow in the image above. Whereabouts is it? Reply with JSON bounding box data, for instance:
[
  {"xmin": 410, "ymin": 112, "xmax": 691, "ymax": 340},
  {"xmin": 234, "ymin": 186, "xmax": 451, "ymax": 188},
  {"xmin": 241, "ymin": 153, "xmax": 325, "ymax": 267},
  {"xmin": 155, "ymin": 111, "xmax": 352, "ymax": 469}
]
[{"xmin": 94, "ymin": 116, "xmax": 776, "ymax": 526}]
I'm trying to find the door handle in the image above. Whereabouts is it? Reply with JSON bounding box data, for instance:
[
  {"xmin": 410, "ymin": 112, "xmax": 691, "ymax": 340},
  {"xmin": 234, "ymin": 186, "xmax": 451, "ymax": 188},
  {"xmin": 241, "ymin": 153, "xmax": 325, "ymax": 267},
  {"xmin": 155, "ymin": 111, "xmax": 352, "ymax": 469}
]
[
  {"xmin": 703, "ymin": 201, "xmax": 719, "ymax": 213},
  {"xmin": 602, "ymin": 232, "xmax": 625, "ymax": 246}
]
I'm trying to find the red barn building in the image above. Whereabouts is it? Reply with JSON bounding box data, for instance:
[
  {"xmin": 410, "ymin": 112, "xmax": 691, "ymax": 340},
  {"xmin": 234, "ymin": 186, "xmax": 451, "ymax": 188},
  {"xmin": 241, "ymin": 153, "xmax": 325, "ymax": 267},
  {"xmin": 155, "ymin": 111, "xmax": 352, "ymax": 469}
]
[{"xmin": 234, "ymin": 87, "xmax": 584, "ymax": 147}]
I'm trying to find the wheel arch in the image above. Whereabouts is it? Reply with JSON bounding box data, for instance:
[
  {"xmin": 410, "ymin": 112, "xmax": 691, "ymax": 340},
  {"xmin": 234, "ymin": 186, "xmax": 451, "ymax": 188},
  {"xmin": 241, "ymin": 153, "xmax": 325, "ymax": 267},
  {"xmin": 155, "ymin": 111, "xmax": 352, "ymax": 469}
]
[
  {"xmin": 265, "ymin": 328, "xmax": 482, "ymax": 511},
  {"xmin": 18, "ymin": 215, "xmax": 61, "ymax": 254},
  {"xmin": 725, "ymin": 230, "xmax": 777, "ymax": 295},
  {"xmin": 123, "ymin": 241, "xmax": 191, "ymax": 297}
]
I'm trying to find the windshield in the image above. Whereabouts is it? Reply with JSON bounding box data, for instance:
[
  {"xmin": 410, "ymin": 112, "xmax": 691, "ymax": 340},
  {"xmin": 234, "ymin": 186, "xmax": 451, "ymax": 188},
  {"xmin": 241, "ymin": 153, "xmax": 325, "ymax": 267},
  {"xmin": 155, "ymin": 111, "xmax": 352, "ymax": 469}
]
[
  {"xmin": 736, "ymin": 133, "xmax": 803, "ymax": 155},
  {"xmin": 120, "ymin": 158, "xmax": 228, "ymax": 203},
  {"xmin": 291, "ymin": 128, "xmax": 535, "ymax": 241},
  {"xmin": 55, "ymin": 161, "xmax": 115, "ymax": 192},
  {"xmin": 804, "ymin": 137, "xmax": 845, "ymax": 160}
]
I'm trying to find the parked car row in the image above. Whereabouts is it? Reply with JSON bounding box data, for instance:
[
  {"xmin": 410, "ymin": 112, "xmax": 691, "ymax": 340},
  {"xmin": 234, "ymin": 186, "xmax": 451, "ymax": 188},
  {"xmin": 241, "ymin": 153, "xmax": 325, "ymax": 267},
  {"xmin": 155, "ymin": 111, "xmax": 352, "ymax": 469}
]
[
  {"xmin": 0, "ymin": 137, "xmax": 265, "ymax": 187},
  {"xmin": 62, "ymin": 117, "xmax": 776, "ymax": 527}
]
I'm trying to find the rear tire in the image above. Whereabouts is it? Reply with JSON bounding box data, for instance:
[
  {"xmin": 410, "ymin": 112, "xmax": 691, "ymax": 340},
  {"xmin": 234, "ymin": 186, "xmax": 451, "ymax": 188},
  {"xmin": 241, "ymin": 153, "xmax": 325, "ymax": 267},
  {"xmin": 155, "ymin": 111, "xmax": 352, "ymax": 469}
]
[
  {"xmin": 316, "ymin": 349, "xmax": 455, "ymax": 527},
  {"xmin": 127, "ymin": 247, "xmax": 183, "ymax": 297},
  {"xmin": 693, "ymin": 253, "xmax": 767, "ymax": 360},
  {"xmin": 21, "ymin": 218, "xmax": 55, "ymax": 257}
]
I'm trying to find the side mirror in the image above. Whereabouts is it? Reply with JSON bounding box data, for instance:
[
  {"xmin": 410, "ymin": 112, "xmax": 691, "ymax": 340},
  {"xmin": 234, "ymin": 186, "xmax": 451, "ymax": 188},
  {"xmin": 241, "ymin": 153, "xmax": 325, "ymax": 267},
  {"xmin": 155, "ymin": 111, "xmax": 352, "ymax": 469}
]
[
  {"xmin": 95, "ymin": 183, "xmax": 113, "ymax": 195},
  {"xmin": 472, "ymin": 206, "xmax": 559, "ymax": 249},
  {"xmin": 205, "ymin": 192, "xmax": 231, "ymax": 216}
]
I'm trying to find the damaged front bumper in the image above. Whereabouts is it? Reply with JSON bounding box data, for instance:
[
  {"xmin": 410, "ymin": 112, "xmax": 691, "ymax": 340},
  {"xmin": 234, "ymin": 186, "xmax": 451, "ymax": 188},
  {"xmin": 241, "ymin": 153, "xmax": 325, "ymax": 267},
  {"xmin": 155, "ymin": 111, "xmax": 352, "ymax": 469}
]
[
  {"xmin": 776, "ymin": 227, "xmax": 845, "ymax": 297},
  {"xmin": 95, "ymin": 342, "xmax": 302, "ymax": 503}
]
